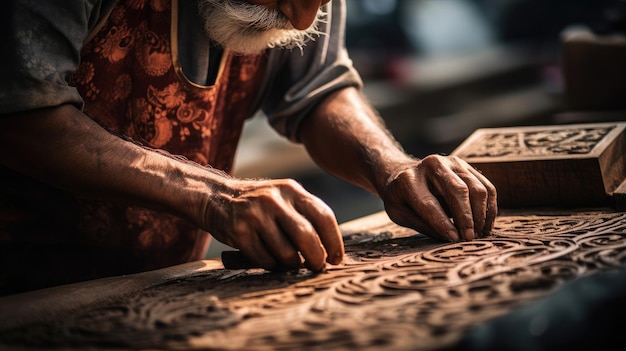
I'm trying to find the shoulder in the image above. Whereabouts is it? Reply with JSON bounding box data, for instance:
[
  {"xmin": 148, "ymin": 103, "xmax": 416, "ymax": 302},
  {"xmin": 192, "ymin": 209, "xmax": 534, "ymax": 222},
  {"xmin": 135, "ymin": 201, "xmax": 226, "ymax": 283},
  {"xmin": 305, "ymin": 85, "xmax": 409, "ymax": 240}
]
[{"xmin": 0, "ymin": 0, "xmax": 116, "ymax": 114}]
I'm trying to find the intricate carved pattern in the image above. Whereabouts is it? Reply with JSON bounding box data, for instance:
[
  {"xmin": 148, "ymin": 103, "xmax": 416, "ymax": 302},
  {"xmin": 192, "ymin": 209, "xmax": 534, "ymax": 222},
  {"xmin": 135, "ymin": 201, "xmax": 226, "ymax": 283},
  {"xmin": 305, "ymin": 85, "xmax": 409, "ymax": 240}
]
[
  {"xmin": 1, "ymin": 211, "xmax": 625, "ymax": 350},
  {"xmin": 461, "ymin": 126, "xmax": 614, "ymax": 158}
]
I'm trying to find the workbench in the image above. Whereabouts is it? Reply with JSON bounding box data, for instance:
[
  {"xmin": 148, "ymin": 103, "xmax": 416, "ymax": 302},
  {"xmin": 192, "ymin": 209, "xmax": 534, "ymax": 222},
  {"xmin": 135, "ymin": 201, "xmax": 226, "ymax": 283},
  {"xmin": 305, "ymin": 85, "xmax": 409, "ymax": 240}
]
[
  {"xmin": 0, "ymin": 208, "xmax": 625, "ymax": 351},
  {"xmin": 1, "ymin": 121, "xmax": 625, "ymax": 350}
]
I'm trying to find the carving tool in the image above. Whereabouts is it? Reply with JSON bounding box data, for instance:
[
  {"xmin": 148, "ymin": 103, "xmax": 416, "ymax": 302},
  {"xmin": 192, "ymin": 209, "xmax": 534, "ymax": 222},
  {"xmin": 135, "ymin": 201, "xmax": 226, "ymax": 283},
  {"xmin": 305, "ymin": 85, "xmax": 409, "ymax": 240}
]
[{"xmin": 221, "ymin": 250, "xmax": 258, "ymax": 269}]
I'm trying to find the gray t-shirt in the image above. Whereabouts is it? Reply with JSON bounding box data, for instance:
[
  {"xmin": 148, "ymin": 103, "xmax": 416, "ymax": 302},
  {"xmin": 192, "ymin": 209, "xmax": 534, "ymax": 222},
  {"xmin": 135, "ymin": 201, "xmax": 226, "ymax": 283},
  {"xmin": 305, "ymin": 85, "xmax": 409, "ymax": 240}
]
[{"xmin": 0, "ymin": 0, "xmax": 362, "ymax": 141}]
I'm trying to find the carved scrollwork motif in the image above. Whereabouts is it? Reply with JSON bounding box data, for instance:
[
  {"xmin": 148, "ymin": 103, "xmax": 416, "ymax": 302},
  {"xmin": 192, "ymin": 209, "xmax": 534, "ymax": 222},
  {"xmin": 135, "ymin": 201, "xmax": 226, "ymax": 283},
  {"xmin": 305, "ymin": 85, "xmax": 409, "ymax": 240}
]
[
  {"xmin": 462, "ymin": 126, "xmax": 615, "ymax": 158},
  {"xmin": 1, "ymin": 211, "xmax": 625, "ymax": 350}
]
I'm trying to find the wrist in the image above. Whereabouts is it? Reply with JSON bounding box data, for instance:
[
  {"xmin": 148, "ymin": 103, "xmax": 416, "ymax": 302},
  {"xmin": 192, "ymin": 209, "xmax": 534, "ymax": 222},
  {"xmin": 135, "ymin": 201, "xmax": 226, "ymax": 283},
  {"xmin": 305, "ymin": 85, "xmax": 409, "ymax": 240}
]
[
  {"xmin": 178, "ymin": 164, "xmax": 234, "ymax": 232},
  {"xmin": 370, "ymin": 152, "xmax": 419, "ymax": 196}
]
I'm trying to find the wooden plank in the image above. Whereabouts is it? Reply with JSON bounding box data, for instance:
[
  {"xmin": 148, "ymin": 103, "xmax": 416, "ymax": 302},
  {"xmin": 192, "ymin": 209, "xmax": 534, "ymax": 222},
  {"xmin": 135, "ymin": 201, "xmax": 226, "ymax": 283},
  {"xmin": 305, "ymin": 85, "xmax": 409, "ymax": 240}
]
[
  {"xmin": 0, "ymin": 209, "xmax": 625, "ymax": 350},
  {"xmin": 451, "ymin": 122, "xmax": 626, "ymax": 209}
]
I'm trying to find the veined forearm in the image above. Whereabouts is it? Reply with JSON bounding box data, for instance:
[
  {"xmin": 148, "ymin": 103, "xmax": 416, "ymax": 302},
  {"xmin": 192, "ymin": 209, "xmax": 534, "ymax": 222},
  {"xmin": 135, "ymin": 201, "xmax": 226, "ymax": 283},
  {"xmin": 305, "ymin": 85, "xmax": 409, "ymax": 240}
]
[
  {"xmin": 0, "ymin": 104, "xmax": 219, "ymax": 225},
  {"xmin": 0, "ymin": 104, "xmax": 348, "ymax": 270},
  {"xmin": 299, "ymin": 87, "xmax": 416, "ymax": 196}
]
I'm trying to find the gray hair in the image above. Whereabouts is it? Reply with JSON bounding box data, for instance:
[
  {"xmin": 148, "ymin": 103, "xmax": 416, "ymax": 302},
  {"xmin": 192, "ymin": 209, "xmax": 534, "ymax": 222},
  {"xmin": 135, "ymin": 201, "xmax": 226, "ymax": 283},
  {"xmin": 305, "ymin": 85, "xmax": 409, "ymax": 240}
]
[{"xmin": 198, "ymin": 0, "xmax": 326, "ymax": 55}]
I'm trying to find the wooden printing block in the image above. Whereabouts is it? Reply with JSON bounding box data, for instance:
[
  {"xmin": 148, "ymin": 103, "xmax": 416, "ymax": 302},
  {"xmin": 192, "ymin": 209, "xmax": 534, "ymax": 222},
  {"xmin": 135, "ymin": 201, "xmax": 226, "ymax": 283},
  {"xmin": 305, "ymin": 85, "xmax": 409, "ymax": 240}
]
[{"xmin": 451, "ymin": 122, "xmax": 626, "ymax": 209}]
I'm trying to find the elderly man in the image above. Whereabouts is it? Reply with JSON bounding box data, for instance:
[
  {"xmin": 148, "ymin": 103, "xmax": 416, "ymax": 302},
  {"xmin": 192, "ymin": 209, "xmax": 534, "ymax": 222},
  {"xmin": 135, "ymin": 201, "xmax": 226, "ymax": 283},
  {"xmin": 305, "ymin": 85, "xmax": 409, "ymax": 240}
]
[{"xmin": 0, "ymin": 0, "xmax": 497, "ymax": 294}]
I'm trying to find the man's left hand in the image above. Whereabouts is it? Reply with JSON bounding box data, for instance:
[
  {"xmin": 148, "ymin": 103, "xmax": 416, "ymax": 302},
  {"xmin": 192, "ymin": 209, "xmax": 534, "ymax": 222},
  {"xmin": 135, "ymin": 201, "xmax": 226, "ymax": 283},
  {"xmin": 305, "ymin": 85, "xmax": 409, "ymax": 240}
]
[{"xmin": 379, "ymin": 154, "xmax": 497, "ymax": 242}]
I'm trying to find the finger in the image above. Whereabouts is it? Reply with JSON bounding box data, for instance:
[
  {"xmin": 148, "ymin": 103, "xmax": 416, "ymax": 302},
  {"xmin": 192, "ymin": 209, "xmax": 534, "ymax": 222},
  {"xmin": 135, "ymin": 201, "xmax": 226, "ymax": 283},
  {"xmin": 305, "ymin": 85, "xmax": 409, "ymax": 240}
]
[
  {"xmin": 412, "ymin": 192, "xmax": 461, "ymax": 241},
  {"xmin": 237, "ymin": 238, "xmax": 277, "ymax": 270},
  {"xmin": 401, "ymin": 172, "xmax": 461, "ymax": 242},
  {"xmin": 388, "ymin": 167, "xmax": 460, "ymax": 241},
  {"xmin": 384, "ymin": 167, "xmax": 456, "ymax": 241},
  {"xmin": 467, "ymin": 166, "xmax": 498, "ymax": 236},
  {"xmin": 295, "ymin": 195, "xmax": 344, "ymax": 265},
  {"xmin": 258, "ymin": 220, "xmax": 302, "ymax": 269},
  {"xmin": 457, "ymin": 170, "xmax": 488, "ymax": 237},
  {"xmin": 277, "ymin": 208, "xmax": 328, "ymax": 272},
  {"xmin": 427, "ymin": 168, "xmax": 475, "ymax": 241},
  {"xmin": 385, "ymin": 204, "xmax": 448, "ymax": 241}
]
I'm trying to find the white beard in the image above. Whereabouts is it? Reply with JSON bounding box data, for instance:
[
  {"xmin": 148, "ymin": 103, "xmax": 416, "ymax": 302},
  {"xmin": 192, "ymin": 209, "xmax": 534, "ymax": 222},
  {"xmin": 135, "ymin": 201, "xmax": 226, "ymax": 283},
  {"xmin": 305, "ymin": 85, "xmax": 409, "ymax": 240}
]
[{"xmin": 198, "ymin": 0, "xmax": 326, "ymax": 55}]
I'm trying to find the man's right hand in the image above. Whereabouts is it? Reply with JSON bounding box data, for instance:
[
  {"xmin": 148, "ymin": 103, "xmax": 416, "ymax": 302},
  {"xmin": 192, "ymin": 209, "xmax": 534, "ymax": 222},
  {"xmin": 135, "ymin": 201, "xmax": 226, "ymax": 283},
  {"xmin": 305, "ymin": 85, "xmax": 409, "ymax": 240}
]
[
  {"xmin": 201, "ymin": 177, "xmax": 345, "ymax": 272},
  {"xmin": 0, "ymin": 104, "xmax": 345, "ymax": 273}
]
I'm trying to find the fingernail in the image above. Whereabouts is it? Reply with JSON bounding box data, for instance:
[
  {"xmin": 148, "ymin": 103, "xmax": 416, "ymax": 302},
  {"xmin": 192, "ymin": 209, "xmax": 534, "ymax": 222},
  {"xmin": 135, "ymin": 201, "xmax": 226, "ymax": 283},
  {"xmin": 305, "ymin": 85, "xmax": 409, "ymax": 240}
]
[
  {"xmin": 447, "ymin": 229, "xmax": 459, "ymax": 242},
  {"xmin": 315, "ymin": 262, "xmax": 327, "ymax": 273},
  {"xmin": 328, "ymin": 251, "xmax": 343, "ymax": 265},
  {"xmin": 464, "ymin": 228, "xmax": 475, "ymax": 241}
]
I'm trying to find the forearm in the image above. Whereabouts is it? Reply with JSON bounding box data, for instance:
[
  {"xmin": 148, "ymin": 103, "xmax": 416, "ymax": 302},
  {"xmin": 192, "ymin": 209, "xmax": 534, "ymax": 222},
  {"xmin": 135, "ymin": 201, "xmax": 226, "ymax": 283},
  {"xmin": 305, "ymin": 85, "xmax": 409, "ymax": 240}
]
[
  {"xmin": 299, "ymin": 87, "xmax": 415, "ymax": 195},
  {"xmin": 0, "ymin": 104, "xmax": 345, "ymax": 270},
  {"xmin": 0, "ymin": 104, "xmax": 219, "ymax": 226},
  {"xmin": 301, "ymin": 87, "xmax": 497, "ymax": 242}
]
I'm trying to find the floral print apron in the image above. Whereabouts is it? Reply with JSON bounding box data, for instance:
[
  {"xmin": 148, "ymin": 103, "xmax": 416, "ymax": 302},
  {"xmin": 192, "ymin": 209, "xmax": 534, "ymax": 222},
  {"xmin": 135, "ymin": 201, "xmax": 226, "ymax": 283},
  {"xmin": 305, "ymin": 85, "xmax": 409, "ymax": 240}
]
[{"xmin": 0, "ymin": 0, "xmax": 268, "ymax": 292}]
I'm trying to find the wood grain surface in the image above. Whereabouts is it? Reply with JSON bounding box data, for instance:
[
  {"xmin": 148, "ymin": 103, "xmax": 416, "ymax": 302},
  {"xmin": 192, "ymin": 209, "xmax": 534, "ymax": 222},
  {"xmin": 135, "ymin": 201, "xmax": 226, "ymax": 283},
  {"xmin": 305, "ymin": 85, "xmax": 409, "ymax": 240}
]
[{"xmin": 0, "ymin": 209, "xmax": 625, "ymax": 351}]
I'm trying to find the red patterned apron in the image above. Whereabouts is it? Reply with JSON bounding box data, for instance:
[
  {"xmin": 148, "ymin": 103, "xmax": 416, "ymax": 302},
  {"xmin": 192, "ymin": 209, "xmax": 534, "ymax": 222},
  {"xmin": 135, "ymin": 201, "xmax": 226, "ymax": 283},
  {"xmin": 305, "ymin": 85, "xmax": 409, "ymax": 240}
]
[{"xmin": 0, "ymin": 0, "xmax": 268, "ymax": 293}]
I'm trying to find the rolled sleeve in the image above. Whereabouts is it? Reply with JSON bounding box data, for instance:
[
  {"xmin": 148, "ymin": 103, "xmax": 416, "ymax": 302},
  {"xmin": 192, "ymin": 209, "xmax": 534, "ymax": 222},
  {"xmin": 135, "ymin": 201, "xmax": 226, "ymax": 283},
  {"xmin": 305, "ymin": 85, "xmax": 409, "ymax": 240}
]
[
  {"xmin": 262, "ymin": 0, "xmax": 363, "ymax": 142},
  {"xmin": 0, "ymin": 0, "xmax": 110, "ymax": 114}
]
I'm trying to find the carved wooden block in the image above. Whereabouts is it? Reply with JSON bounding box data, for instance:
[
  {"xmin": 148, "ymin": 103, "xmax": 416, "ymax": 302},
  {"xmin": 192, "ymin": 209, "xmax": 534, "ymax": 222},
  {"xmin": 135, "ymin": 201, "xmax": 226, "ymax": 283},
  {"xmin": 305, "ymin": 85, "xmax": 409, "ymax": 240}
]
[
  {"xmin": 451, "ymin": 122, "xmax": 626, "ymax": 209},
  {"xmin": 0, "ymin": 209, "xmax": 625, "ymax": 351}
]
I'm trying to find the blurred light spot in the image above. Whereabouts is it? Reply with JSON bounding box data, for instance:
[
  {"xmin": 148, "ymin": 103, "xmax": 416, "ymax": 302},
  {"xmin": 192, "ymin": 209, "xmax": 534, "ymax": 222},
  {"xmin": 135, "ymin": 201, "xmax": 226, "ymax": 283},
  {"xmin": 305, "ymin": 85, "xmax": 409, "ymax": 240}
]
[
  {"xmin": 363, "ymin": 0, "xmax": 397, "ymax": 15},
  {"xmin": 402, "ymin": 0, "xmax": 494, "ymax": 56}
]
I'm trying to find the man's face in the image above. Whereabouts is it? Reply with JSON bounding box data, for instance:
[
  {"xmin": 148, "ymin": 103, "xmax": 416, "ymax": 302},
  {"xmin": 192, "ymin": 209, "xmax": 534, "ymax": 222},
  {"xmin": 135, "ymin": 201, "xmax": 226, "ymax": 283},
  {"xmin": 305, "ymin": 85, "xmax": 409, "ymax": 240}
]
[{"xmin": 198, "ymin": 0, "xmax": 331, "ymax": 55}]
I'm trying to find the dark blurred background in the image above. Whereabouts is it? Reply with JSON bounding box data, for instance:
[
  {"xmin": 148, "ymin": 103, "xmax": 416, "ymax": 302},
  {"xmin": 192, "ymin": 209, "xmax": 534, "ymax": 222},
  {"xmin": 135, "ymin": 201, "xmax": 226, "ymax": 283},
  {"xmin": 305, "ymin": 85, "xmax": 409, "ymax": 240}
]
[{"xmin": 208, "ymin": 0, "xmax": 623, "ymax": 257}]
